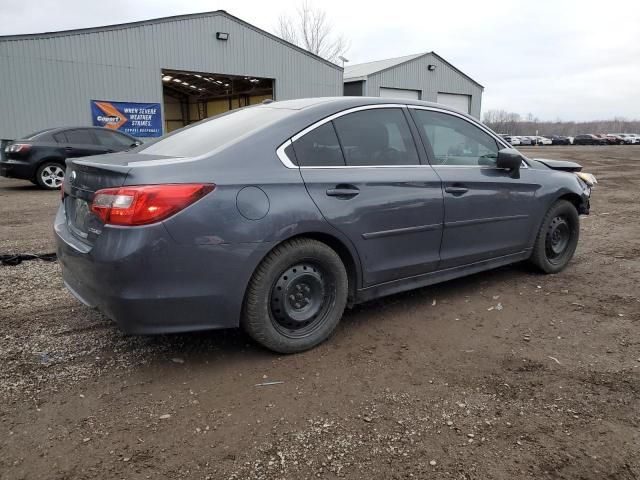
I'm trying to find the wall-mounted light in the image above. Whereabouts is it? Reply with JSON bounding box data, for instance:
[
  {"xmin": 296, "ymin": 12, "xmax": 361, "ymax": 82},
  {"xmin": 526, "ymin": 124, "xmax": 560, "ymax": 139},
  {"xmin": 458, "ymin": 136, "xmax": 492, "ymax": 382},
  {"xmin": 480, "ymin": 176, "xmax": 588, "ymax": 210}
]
[
  {"xmin": 216, "ymin": 32, "xmax": 229, "ymax": 41},
  {"xmin": 427, "ymin": 64, "xmax": 436, "ymax": 71}
]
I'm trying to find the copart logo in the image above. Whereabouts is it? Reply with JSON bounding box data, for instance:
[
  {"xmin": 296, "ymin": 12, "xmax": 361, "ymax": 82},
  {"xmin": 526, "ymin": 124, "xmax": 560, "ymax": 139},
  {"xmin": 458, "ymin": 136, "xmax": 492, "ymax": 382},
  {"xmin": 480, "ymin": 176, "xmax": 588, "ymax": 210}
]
[{"xmin": 97, "ymin": 115, "xmax": 121, "ymax": 124}]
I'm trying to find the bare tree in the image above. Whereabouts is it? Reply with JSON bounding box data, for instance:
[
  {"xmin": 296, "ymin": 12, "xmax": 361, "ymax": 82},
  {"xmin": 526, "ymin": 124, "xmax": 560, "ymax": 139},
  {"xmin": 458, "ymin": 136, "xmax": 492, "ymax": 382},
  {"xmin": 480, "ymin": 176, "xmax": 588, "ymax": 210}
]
[
  {"xmin": 276, "ymin": 1, "xmax": 349, "ymax": 64},
  {"xmin": 483, "ymin": 109, "xmax": 640, "ymax": 136},
  {"xmin": 483, "ymin": 109, "xmax": 521, "ymax": 134}
]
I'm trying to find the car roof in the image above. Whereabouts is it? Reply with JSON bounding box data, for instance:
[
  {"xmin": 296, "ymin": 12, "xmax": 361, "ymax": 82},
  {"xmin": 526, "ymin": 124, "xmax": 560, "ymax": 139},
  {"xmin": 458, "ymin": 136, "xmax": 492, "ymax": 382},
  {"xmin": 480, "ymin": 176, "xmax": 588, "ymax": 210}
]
[
  {"xmin": 262, "ymin": 96, "xmax": 474, "ymax": 117},
  {"xmin": 20, "ymin": 126, "xmax": 135, "ymax": 141},
  {"xmin": 57, "ymin": 126, "xmax": 132, "ymax": 133}
]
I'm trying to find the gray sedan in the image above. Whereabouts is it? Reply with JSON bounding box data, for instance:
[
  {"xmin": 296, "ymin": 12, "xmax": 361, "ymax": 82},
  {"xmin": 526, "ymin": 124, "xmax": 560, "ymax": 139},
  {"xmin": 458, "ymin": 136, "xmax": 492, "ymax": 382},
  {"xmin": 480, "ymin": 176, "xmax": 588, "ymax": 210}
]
[{"xmin": 55, "ymin": 97, "xmax": 594, "ymax": 353}]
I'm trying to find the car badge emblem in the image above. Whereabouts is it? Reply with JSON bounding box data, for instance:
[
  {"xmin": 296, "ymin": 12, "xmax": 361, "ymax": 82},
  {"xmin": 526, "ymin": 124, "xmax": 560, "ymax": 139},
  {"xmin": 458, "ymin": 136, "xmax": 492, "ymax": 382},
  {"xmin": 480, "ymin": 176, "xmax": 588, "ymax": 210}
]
[{"xmin": 70, "ymin": 171, "xmax": 77, "ymax": 183}]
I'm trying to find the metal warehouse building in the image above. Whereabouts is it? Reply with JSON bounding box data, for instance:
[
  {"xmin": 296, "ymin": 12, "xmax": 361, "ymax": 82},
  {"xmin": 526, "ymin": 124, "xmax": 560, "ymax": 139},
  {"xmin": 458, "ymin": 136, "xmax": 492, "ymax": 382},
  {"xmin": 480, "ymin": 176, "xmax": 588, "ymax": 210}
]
[
  {"xmin": 0, "ymin": 10, "xmax": 343, "ymax": 140},
  {"xmin": 344, "ymin": 52, "xmax": 483, "ymax": 118}
]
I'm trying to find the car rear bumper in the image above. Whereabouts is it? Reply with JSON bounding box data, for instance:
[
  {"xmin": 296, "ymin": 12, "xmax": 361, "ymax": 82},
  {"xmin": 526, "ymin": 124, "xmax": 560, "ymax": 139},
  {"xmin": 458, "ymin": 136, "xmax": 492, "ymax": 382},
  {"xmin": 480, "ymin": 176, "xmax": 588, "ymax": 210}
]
[
  {"xmin": 54, "ymin": 205, "xmax": 273, "ymax": 334},
  {"xmin": 0, "ymin": 159, "xmax": 36, "ymax": 179}
]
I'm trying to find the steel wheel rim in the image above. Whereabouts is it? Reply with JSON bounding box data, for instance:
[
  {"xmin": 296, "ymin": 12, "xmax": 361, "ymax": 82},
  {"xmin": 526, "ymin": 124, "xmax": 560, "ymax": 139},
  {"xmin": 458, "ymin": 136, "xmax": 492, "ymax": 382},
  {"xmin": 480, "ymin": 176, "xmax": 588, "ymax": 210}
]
[
  {"xmin": 270, "ymin": 262, "xmax": 336, "ymax": 339},
  {"xmin": 545, "ymin": 215, "xmax": 571, "ymax": 262},
  {"xmin": 41, "ymin": 165, "xmax": 64, "ymax": 188}
]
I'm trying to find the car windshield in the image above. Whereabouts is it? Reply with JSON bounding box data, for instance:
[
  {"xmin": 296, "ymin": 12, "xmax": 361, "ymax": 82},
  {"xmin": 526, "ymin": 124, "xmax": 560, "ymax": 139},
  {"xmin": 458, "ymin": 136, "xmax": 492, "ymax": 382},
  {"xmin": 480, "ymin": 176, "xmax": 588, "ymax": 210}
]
[{"xmin": 139, "ymin": 106, "xmax": 293, "ymax": 158}]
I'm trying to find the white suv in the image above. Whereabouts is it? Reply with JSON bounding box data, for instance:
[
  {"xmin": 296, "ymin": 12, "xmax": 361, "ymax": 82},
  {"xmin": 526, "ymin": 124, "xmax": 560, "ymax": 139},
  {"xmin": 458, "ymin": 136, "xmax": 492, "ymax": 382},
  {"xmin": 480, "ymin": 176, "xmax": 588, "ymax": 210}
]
[
  {"xmin": 533, "ymin": 136, "xmax": 552, "ymax": 145},
  {"xmin": 611, "ymin": 133, "xmax": 639, "ymax": 144}
]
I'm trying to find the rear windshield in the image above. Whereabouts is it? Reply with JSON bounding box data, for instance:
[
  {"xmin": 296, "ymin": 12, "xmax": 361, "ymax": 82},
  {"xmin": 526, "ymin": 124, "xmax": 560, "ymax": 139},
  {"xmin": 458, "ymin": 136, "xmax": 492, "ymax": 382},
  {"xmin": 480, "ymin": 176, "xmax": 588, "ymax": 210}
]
[
  {"xmin": 21, "ymin": 128, "xmax": 55, "ymax": 140},
  {"xmin": 138, "ymin": 107, "xmax": 292, "ymax": 157}
]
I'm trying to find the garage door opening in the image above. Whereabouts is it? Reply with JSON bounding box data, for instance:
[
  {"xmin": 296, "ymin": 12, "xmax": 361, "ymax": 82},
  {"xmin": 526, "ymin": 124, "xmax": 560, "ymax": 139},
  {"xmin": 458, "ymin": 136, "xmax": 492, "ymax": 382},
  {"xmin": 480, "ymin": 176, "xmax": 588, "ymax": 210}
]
[
  {"xmin": 436, "ymin": 92, "xmax": 471, "ymax": 114},
  {"xmin": 379, "ymin": 87, "xmax": 421, "ymax": 100},
  {"xmin": 161, "ymin": 69, "xmax": 274, "ymax": 133}
]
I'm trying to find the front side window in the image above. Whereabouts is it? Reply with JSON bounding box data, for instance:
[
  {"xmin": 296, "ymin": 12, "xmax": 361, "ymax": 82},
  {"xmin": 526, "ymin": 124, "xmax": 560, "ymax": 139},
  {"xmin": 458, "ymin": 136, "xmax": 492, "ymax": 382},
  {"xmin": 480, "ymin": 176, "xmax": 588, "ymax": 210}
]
[
  {"xmin": 332, "ymin": 108, "xmax": 420, "ymax": 166},
  {"xmin": 291, "ymin": 122, "xmax": 345, "ymax": 167},
  {"xmin": 413, "ymin": 110, "xmax": 499, "ymax": 166},
  {"xmin": 64, "ymin": 129, "xmax": 95, "ymax": 145}
]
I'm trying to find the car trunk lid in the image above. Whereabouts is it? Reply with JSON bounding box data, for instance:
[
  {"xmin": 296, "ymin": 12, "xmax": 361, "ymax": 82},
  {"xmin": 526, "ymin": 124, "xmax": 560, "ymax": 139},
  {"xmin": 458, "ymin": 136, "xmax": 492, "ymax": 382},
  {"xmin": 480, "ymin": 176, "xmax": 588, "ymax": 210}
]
[{"xmin": 62, "ymin": 153, "xmax": 173, "ymax": 244}]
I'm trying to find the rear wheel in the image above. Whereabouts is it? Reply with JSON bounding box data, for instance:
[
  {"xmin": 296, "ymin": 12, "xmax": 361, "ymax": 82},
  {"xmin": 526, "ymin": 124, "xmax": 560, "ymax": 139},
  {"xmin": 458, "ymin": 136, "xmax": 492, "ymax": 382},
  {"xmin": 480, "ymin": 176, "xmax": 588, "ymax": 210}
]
[
  {"xmin": 241, "ymin": 238, "xmax": 348, "ymax": 353},
  {"xmin": 35, "ymin": 162, "xmax": 65, "ymax": 190},
  {"xmin": 529, "ymin": 200, "xmax": 580, "ymax": 273}
]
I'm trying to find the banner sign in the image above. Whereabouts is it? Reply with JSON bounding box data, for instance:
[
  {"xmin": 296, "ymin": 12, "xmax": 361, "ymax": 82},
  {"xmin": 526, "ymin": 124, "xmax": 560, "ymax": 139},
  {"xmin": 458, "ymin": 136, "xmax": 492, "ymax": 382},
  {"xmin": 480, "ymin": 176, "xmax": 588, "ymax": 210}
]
[{"xmin": 91, "ymin": 100, "xmax": 162, "ymax": 137}]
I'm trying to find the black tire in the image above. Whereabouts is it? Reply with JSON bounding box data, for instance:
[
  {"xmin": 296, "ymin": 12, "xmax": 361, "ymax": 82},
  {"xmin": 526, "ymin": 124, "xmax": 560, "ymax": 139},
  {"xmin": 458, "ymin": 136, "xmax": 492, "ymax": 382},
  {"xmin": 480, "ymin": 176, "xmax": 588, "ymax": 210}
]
[
  {"xmin": 35, "ymin": 162, "xmax": 65, "ymax": 190},
  {"xmin": 529, "ymin": 200, "xmax": 580, "ymax": 273},
  {"xmin": 241, "ymin": 238, "xmax": 348, "ymax": 353}
]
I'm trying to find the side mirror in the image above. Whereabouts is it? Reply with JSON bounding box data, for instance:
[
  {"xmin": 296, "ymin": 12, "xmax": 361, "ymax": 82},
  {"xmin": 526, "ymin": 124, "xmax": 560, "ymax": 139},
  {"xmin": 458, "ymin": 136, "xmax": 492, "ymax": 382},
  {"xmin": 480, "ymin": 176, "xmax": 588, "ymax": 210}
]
[{"xmin": 496, "ymin": 148, "xmax": 522, "ymax": 176}]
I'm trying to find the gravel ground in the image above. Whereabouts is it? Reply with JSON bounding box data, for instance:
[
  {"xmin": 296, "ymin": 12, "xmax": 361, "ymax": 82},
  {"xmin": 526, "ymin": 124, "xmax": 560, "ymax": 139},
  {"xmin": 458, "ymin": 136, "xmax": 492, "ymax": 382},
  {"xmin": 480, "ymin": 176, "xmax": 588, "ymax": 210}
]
[{"xmin": 1, "ymin": 146, "xmax": 639, "ymax": 479}]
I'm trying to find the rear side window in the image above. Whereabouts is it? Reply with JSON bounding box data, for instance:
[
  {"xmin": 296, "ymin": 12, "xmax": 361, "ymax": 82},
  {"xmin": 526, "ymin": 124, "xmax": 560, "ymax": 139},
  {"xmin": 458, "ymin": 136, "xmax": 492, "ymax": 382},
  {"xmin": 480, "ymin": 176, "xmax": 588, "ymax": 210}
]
[
  {"xmin": 292, "ymin": 122, "xmax": 345, "ymax": 167},
  {"xmin": 413, "ymin": 110, "xmax": 499, "ymax": 166},
  {"xmin": 64, "ymin": 129, "xmax": 95, "ymax": 145},
  {"xmin": 53, "ymin": 132, "xmax": 67, "ymax": 143},
  {"xmin": 333, "ymin": 108, "xmax": 420, "ymax": 166},
  {"xmin": 94, "ymin": 129, "xmax": 134, "ymax": 148}
]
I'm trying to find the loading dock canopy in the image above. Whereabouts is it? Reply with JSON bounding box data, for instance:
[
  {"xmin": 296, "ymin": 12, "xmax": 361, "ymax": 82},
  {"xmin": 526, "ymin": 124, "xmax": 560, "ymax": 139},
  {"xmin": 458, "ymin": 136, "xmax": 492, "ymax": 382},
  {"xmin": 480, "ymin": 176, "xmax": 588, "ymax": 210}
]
[{"xmin": 161, "ymin": 69, "xmax": 273, "ymax": 132}]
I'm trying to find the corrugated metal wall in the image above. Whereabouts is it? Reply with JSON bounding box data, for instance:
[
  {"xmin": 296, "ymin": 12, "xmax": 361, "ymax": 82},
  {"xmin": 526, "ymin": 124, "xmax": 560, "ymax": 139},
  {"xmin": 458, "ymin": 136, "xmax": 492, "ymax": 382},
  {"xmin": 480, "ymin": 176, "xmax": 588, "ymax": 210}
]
[
  {"xmin": 364, "ymin": 53, "xmax": 483, "ymax": 118},
  {"xmin": 0, "ymin": 13, "xmax": 343, "ymax": 139}
]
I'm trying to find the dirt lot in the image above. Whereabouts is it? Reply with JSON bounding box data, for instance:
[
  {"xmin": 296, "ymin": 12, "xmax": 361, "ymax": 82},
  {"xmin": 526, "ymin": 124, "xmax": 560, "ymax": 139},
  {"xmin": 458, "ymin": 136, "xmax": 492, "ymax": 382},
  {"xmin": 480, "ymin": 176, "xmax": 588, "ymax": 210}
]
[{"xmin": 1, "ymin": 146, "xmax": 638, "ymax": 480}]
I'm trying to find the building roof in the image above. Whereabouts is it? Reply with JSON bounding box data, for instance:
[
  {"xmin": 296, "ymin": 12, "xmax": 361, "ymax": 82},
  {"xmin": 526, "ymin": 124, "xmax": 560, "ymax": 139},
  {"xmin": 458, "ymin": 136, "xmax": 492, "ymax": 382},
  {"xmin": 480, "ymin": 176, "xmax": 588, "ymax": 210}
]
[
  {"xmin": 344, "ymin": 51, "xmax": 483, "ymax": 89},
  {"xmin": 0, "ymin": 10, "xmax": 342, "ymax": 71},
  {"xmin": 343, "ymin": 53, "xmax": 424, "ymax": 80}
]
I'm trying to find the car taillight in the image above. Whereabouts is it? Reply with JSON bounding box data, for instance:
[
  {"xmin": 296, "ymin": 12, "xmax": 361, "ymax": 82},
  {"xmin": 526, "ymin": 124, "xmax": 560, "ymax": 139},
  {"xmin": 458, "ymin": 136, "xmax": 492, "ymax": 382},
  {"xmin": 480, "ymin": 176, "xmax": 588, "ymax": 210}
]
[
  {"xmin": 8, "ymin": 143, "xmax": 31, "ymax": 154},
  {"xmin": 90, "ymin": 184, "xmax": 215, "ymax": 226}
]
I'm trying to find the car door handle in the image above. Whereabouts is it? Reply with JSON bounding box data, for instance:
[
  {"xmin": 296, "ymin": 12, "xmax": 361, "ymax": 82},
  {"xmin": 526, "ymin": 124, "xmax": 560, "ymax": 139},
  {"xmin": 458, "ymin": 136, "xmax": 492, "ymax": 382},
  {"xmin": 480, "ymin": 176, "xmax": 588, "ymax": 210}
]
[
  {"xmin": 64, "ymin": 147, "xmax": 73, "ymax": 151},
  {"xmin": 326, "ymin": 186, "xmax": 360, "ymax": 198},
  {"xmin": 444, "ymin": 186, "xmax": 469, "ymax": 195}
]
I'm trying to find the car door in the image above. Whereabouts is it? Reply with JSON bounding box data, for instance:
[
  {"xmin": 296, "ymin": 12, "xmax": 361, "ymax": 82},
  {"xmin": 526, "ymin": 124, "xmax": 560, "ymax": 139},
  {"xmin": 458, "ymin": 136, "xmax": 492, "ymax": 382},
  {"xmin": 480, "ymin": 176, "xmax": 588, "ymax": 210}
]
[
  {"xmin": 409, "ymin": 107, "xmax": 540, "ymax": 269},
  {"xmin": 62, "ymin": 129, "xmax": 109, "ymax": 158},
  {"xmin": 287, "ymin": 106, "xmax": 444, "ymax": 287}
]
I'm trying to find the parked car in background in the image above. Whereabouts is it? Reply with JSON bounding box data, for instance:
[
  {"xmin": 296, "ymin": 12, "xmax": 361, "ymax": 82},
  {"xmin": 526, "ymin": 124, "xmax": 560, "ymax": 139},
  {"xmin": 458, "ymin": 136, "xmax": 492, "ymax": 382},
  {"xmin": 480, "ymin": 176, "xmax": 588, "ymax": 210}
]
[
  {"xmin": 519, "ymin": 136, "xmax": 532, "ymax": 146},
  {"xmin": 610, "ymin": 133, "xmax": 638, "ymax": 144},
  {"xmin": 55, "ymin": 97, "xmax": 595, "ymax": 353},
  {"xmin": 548, "ymin": 135, "xmax": 571, "ymax": 145},
  {"xmin": 1, "ymin": 127, "xmax": 141, "ymax": 189},
  {"xmin": 604, "ymin": 134, "xmax": 625, "ymax": 145},
  {"xmin": 533, "ymin": 136, "xmax": 553, "ymax": 145},
  {"xmin": 509, "ymin": 136, "xmax": 522, "ymax": 146},
  {"xmin": 498, "ymin": 134, "xmax": 513, "ymax": 144},
  {"xmin": 595, "ymin": 134, "xmax": 618, "ymax": 145},
  {"xmin": 573, "ymin": 134, "xmax": 607, "ymax": 145}
]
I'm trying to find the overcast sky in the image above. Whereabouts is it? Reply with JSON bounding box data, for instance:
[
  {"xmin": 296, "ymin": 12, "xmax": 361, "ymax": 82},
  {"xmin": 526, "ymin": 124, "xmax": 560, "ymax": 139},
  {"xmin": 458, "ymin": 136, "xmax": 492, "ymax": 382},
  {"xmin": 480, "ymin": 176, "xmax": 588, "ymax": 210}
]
[{"xmin": 2, "ymin": 0, "xmax": 639, "ymax": 121}]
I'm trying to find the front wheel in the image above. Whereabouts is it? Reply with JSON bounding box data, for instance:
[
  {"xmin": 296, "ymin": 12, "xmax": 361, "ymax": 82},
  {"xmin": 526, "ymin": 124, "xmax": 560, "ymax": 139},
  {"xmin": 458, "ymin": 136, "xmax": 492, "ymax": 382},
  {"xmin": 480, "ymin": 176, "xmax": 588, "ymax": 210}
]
[
  {"xmin": 35, "ymin": 162, "xmax": 65, "ymax": 190},
  {"xmin": 529, "ymin": 200, "xmax": 580, "ymax": 273},
  {"xmin": 241, "ymin": 238, "xmax": 348, "ymax": 353}
]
